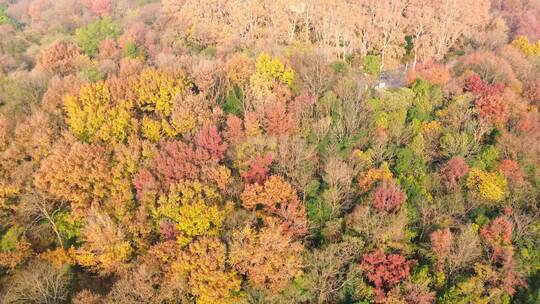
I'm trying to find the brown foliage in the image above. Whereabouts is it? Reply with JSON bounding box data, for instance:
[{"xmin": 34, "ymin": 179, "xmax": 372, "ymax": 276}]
[
  {"xmin": 441, "ymin": 157, "xmax": 469, "ymax": 188},
  {"xmin": 230, "ymin": 224, "xmax": 304, "ymax": 293},
  {"xmin": 430, "ymin": 228, "xmax": 452, "ymax": 271},
  {"xmin": 524, "ymin": 77, "xmax": 540, "ymax": 105},
  {"xmin": 2, "ymin": 260, "xmax": 71, "ymax": 303},
  {"xmin": 34, "ymin": 139, "xmax": 112, "ymax": 212},
  {"xmin": 38, "ymin": 40, "xmax": 84, "ymax": 75},
  {"xmin": 72, "ymin": 290, "xmax": 102, "ymax": 304},
  {"xmin": 0, "ymin": 114, "xmax": 10, "ymax": 151},
  {"xmin": 41, "ymin": 75, "xmax": 81, "ymax": 113},
  {"xmin": 241, "ymin": 175, "xmax": 307, "ymax": 238},
  {"xmin": 406, "ymin": 61, "xmax": 450, "ymax": 86},
  {"xmin": 224, "ymin": 53, "xmax": 255, "ymax": 87}
]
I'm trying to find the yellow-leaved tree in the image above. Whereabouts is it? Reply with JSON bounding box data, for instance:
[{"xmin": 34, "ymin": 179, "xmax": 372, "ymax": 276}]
[
  {"xmin": 172, "ymin": 237, "xmax": 242, "ymax": 304},
  {"xmin": 64, "ymin": 68, "xmax": 191, "ymax": 143},
  {"xmin": 153, "ymin": 180, "xmax": 225, "ymax": 246},
  {"xmin": 250, "ymin": 52, "xmax": 294, "ymax": 98},
  {"xmin": 466, "ymin": 168, "xmax": 507, "ymax": 203},
  {"xmin": 64, "ymin": 81, "xmax": 133, "ymax": 143}
]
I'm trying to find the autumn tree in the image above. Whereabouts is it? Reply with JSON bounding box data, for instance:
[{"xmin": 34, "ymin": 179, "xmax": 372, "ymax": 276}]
[
  {"xmin": 38, "ymin": 40, "xmax": 85, "ymax": 75},
  {"xmin": 151, "ymin": 141, "xmax": 206, "ymax": 189},
  {"xmin": 75, "ymin": 209, "xmax": 132, "ymax": 273},
  {"xmin": 250, "ymin": 53, "xmax": 294, "ymax": 100},
  {"xmin": 242, "ymin": 153, "xmax": 273, "ymax": 185},
  {"xmin": 406, "ymin": 60, "xmax": 450, "ymax": 86},
  {"xmin": 194, "ymin": 125, "xmax": 228, "ymax": 161},
  {"xmin": 430, "ymin": 228, "xmax": 452, "ymax": 271},
  {"xmin": 524, "ymin": 77, "xmax": 540, "ymax": 105},
  {"xmin": 497, "ymin": 159, "xmax": 524, "ymax": 184},
  {"xmin": 441, "ymin": 157, "xmax": 469, "ymax": 188},
  {"xmin": 480, "ymin": 216, "xmax": 513, "ymax": 264},
  {"xmin": 173, "ymin": 237, "xmax": 241, "ymax": 304},
  {"xmin": 152, "ymin": 180, "xmax": 225, "ymax": 246},
  {"xmin": 359, "ymin": 250, "xmax": 415, "ymax": 302},
  {"xmin": 1, "ymin": 260, "xmax": 72, "ymax": 304},
  {"xmin": 466, "ymin": 168, "xmax": 507, "ymax": 203},
  {"xmin": 83, "ymin": 0, "xmax": 112, "ymax": 17},
  {"xmin": 34, "ymin": 139, "xmax": 112, "ymax": 213},
  {"xmin": 241, "ymin": 175, "xmax": 307, "ymax": 238},
  {"xmin": 64, "ymin": 81, "xmax": 132, "ymax": 143},
  {"xmin": 229, "ymin": 224, "xmax": 304, "ymax": 293},
  {"xmin": 372, "ymin": 180, "xmax": 406, "ymax": 213}
]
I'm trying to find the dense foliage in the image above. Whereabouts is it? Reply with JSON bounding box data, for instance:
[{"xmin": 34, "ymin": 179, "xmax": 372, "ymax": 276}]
[{"xmin": 0, "ymin": 0, "xmax": 539, "ymax": 303}]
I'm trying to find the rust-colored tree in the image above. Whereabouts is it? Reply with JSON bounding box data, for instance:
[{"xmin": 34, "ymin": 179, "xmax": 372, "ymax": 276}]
[
  {"xmin": 497, "ymin": 159, "xmax": 524, "ymax": 184},
  {"xmin": 229, "ymin": 224, "xmax": 303, "ymax": 293},
  {"xmin": 152, "ymin": 140, "xmax": 207, "ymax": 189},
  {"xmin": 372, "ymin": 181, "xmax": 406, "ymax": 213},
  {"xmin": 194, "ymin": 125, "xmax": 228, "ymax": 161},
  {"xmin": 406, "ymin": 60, "xmax": 450, "ymax": 86},
  {"xmin": 441, "ymin": 157, "xmax": 469, "ymax": 188},
  {"xmin": 34, "ymin": 139, "xmax": 112, "ymax": 213},
  {"xmin": 241, "ymin": 175, "xmax": 307, "ymax": 238},
  {"xmin": 38, "ymin": 40, "xmax": 84, "ymax": 75},
  {"xmin": 430, "ymin": 228, "xmax": 452, "ymax": 271},
  {"xmin": 359, "ymin": 250, "xmax": 415, "ymax": 302}
]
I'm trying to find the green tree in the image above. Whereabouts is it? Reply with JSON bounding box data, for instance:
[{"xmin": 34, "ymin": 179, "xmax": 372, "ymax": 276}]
[{"xmin": 75, "ymin": 18, "xmax": 119, "ymax": 57}]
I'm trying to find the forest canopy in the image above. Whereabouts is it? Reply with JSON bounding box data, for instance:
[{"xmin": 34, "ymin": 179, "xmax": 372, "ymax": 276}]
[{"xmin": 0, "ymin": 0, "xmax": 539, "ymax": 303}]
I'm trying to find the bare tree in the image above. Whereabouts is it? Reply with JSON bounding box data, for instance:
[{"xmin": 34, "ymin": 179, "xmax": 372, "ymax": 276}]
[
  {"xmin": 2, "ymin": 260, "xmax": 72, "ymax": 304},
  {"xmin": 17, "ymin": 193, "xmax": 65, "ymax": 248}
]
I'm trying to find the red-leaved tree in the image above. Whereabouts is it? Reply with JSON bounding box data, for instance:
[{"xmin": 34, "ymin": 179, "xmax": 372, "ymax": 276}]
[
  {"xmin": 465, "ymin": 74, "xmax": 508, "ymax": 124},
  {"xmin": 195, "ymin": 125, "xmax": 228, "ymax": 161},
  {"xmin": 497, "ymin": 159, "xmax": 524, "ymax": 184},
  {"xmin": 132, "ymin": 169, "xmax": 159, "ymax": 203},
  {"xmin": 242, "ymin": 153, "xmax": 273, "ymax": 185},
  {"xmin": 223, "ymin": 115, "xmax": 244, "ymax": 143},
  {"xmin": 480, "ymin": 216, "xmax": 513, "ymax": 264},
  {"xmin": 153, "ymin": 141, "xmax": 208, "ymax": 189},
  {"xmin": 263, "ymin": 102, "xmax": 295, "ymax": 137},
  {"xmin": 360, "ymin": 250, "xmax": 415, "ymax": 302},
  {"xmin": 441, "ymin": 157, "xmax": 469, "ymax": 188},
  {"xmin": 373, "ymin": 181, "xmax": 406, "ymax": 212}
]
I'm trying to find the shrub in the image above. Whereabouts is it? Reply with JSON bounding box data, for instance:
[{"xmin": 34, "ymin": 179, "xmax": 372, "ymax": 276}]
[{"xmin": 363, "ymin": 54, "xmax": 381, "ymax": 77}]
